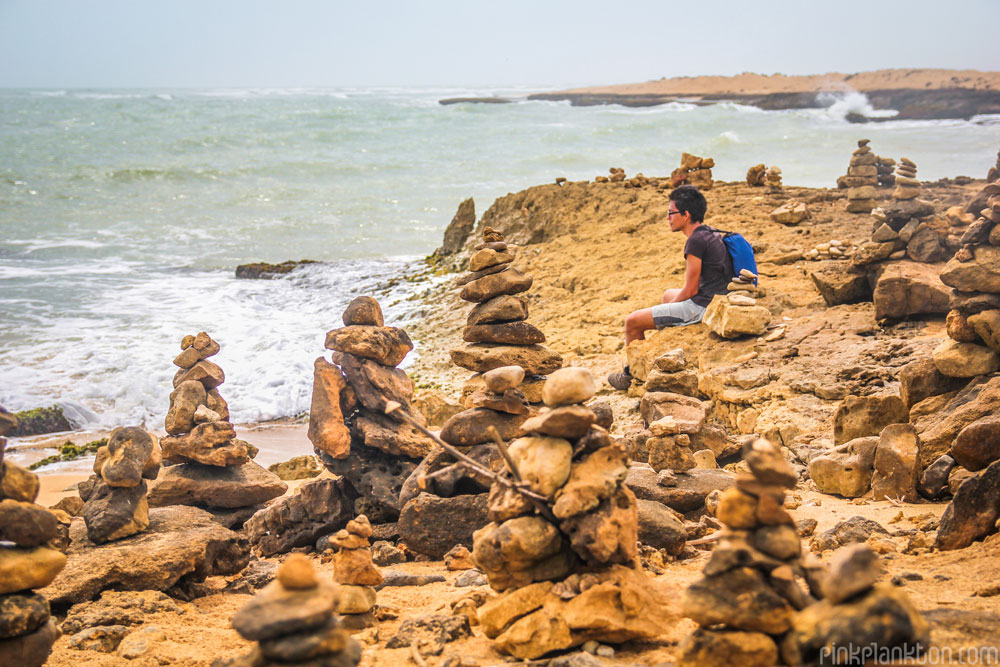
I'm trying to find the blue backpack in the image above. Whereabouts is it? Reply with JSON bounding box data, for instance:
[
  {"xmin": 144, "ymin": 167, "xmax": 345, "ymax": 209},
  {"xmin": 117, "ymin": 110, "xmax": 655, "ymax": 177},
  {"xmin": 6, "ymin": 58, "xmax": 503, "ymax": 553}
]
[{"xmin": 712, "ymin": 228, "xmax": 758, "ymax": 286}]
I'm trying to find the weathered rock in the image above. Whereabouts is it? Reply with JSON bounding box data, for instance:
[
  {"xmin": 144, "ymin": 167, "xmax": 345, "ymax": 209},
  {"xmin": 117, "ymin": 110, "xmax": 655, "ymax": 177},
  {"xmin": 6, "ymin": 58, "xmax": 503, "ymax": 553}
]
[
  {"xmin": 463, "ymin": 322, "xmax": 544, "ymax": 345},
  {"xmin": 165, "ymin": 381, "xmax": 207, "ymax": 435},
  {"xmin": 148, "ymin": 461, "xmax": 286, "ymax": 509},
  {"xmin": 333, "ymin": 547, "xmax": 382, "ymax": 587},
  {"xmin": 332, "ymin": 351, "xmax": 413, "ymax": 412},
  {"xmin": 41, "ymin": 506, "xmax": 248, "ymax": 605},
  {"xmin": 316, "ymin": 443, "xmax": 417, "ymax": 523},
  {"xmin": 871, "ymin": 424, "xmax": 920, "ymax": 502},
  {"xmin": 918, "ymin": 454, "xmax": 955, "ymax": 500},
  {"xmin": 100, "ymin": 427, "xmax": 157, "ymax": 487},
  {"xmin": 810, "ymin": 515, "xmax": 890, "ymax": 552},
  {"xmin": 231, "ymin": 579, "xmax": 339, "ymax": 641},
  {"xmin": 636, "ymin": 499, "xmax": 686, "ymax": 555},
  {"xmin": 823, "ymin": 543, "xmax": 880, "ymax": 604},
  {"xmin": 899, "ymin": 357, "xmax": 968, "ymax": 409},
  {"xmin": 639, "ymin": 392, "xmax": 707, "ymax": 431},
  {"xmin": 398, "ymin": 493, "xmax": 490, "ymax": 559},
  {"xmin": 702, "ymin": 296, "xmax": 771, "ymax": 338},
  {"xmin": 770, "ymin": 200, "xmax": 809, "ymax": 225},
  {"xmin": 460, "ymin": 268, "xmax": 533, "ymax": 303},
  {"xmin": 851, "ymin": 240, "xmax": 899, "ymax": 265},
  {"xmin": 0, "ymin": 618, "xmax": 59, "ymax": 667},
  {"xmin": 940, "ymin": 245, "xmax": 1000, "ymax": 293},
  {"xmin": 412, "ymin": 390, "xmax": 463, "ymax": 428},
  {"xmin": 0, "ymin": 592, "xmax": 49, "ymax": 639},
  {"xmin": 245, "ymin": 477, "xmax": 354, "ymax": 557},
  {"xmin": 647, "ymin": 436, "xmax": 695, "ymax": 472},
  {"xmin": 553, "ymin": 445, "xmax": 628, "ymax": 520},
  {"xmin": 342, "ymin": 296, "xmax": 384, "ymax": 327},
  {"xmin": 350, "ymin": 409, "xmax": 436, "ymax": 459},
  {"xmin": 0, "ymin": 462, "xmax": 39, "ymax": 503},
  {"xmin": 82, "ymin": 479, "xmax": 149, "ymax": 544},
  {"xmin": 833, "ymin": 394, "xmax": 908, "ymax": 445},
  {"xmin": 439, "ymin": 408, "xmax": 526, "ymax": 447},
  {"xmin": 435, "ymin": 198, "xmax": 475, "ymax": 256},
  {"xmin": 743, "ymin": 437, "xmax": 797, "ymax": 488},
  {"xmin": 336, "ymin": 584, "xmax": 376, "ymax": 614},
  {"xmin": 470, "ymin": 388, "xmax": 529, "ymax": 415},
  {"xmin": 385, "ymin": 614, "xmax": 472, "ymax": 652},
  {"xmin": 808, "ymin": 436, "xmax": 878, "ymax": 498},
  {"xmin": 683, "ymin": 567, "xmax": 794, "ymax": 634},
  {"xmin": 507, "ymin": 436, "xmax": 573, "ymax": 497},
  {"xmin": 483, "ymin": 366, "xmax": 525, "ymax": 393},
  {"xmin": 950, "ymin": 290, "xmax": 1000, "ymax": 315},
  {"xmin": 324, "ymin": 326, "xmax": 413, "ymax": 367},
  {"xmin": 541, "ymin": 367, "xmax": 596, "ymax": 407},
  {"xmin": 308, "ymin": 358, "xmax": 352, "ymax": 459},
  {"xmin": 173, "ymin": 360, "xmax": 225, "ymax": 390},
  {"xmin": 0, "ymin": 546, "xmax": 65, "ymax": 595},
  {"xmin": 60, "ymin": 590, "xmax": 182, "ymax": 634},
  {"xmin": 969, "ymin": 309, "xmax": 1000, "ymax": 352},
  {"xmin": 520, "ymin": 405, "xmax": 595, "ymax": 440},
  {"xmin": 559, "ymin": 486, "xmax": 638, "ymax": 566},
  {"xmin": 932, "ymin": 338, "xmax": 1000, "ymax": 378},
  {"xmin": 68, "ymin": 624, "xmax": 129, "ymax": 652},
  {"xmin": 269, "ymin": 455, "xmax": 322, "ymax": 481},
  {"xmin": 473, "ymin": 517, "xmax": 575, "ymax": 592},
  {"xmin": 399, "ymin": 446, "xmax": 497, "ymax": 507},
  {"xmin": 0, "ymin": 499, "xmax": 59, "ymax": 547},
  {"xmin": 467, "ymin": 295, "xmax": 529, "ymax": 325},
  {"xmin": 936, "ymin": 459, "xmax": 1000, "ymax": 550},
  {"xmin": 644, "ymin": 369, "xmax": 700, "ymax": 395},
  {"xmin": 469, "ymin": 247, "xmax": 515, "ymax": 272},
  {"xmin": 450, "ymin": 343, "xmax": 562, "ymax": 375},
  {"xmin": 160, "ymin": 422, "xmax": 248, "ymax": 467},
  {"xmin": 915, "ymin": 376, "xmax": 1000, "ymax": 467},
  {"xmin": 870, "ymin": 261, "xmax": 950, "ymax": 320},
  {"xmin": 677, "ymin": 628, "xmax": 778, "ymax": 667},
  {"xmin": 626, "ymin": 465, "xmax": 734, "ymax": 513}
]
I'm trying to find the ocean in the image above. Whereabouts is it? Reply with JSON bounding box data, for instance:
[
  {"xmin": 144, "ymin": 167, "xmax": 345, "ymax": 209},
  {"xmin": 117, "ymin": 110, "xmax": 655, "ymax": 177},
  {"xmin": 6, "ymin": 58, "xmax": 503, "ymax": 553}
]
[{"xmin": 2, "ymin": 86, "xmax": 999, "ymax": 432}]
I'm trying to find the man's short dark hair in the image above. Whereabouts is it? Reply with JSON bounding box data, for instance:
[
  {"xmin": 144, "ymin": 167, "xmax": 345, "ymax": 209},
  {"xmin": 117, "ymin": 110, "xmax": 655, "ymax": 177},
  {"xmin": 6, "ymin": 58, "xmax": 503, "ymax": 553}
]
[{"xmin": 669, "ymin": 184, "xmax": 707, "ymax": 223}]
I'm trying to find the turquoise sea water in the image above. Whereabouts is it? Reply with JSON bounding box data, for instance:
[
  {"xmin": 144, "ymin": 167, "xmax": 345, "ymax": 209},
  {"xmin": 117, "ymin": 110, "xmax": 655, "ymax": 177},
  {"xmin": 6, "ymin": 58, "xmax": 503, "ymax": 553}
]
[{"xmin": 2, "ymin": 86, "xmax": 998, "ymax": 429}]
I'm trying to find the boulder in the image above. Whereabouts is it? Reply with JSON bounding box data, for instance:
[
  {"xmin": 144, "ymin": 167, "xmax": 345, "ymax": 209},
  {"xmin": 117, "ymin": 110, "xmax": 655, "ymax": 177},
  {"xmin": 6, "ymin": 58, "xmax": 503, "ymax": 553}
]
[
  {"xmin": 40, "ymin": 506, "xmax": 248, "ymax": 606},
  {"xmin": 440, "ymin": 408, "xmax": 527, "ymax": 447},
  {"xmin": 808, "ymin": 436, "xmax": 878, "ymax": 498},
  {"xmin": 307, "ymin": 358, "xmax": 351, "ymax": 459},
  {"xmin": 82, "ymin": 480, "xmax": 149, "ymax": 544},
  {"xmin": 148, "ymin": 461, "xmax": 287, "ymax": 509},
  {"xmin": 932, "ymin": 339, "xmax": 1000, "ymax": 378},
  {"xmin": 871, "ymin": 424, "xmax": 920, "ymax": 502},
  {"xmin": 450, "ymin": 343, "xmax": 562, "ymax": 375},
  {"xmin": 434, "ymin": 197, "xmax": 475, "ymax": 256},
  {"xmin": 940, "ymin": 245, "xmax": 1000, "ymax": 293},
  {"xmin": 398, "ymin": 492, "xmax": 490, "ymax": 559},
  {"xmin": 769, "ymin": 201, "xmax": 809, "ymax": 225},
  {"xmin": 245, "ymin": 477, "xmax": 354, "ymax": 557},
  {"xmin": 914, "ymin": 377, "xmax": 1000, "ymax": 468},
  {"xmin": 869, "ymin": 261, "xmax": 950, "ymax": 320},
  {"xmin": 833, "ymin": 394, "xmax": 908, "ymax": 445},
  {"xmin": 636, "ymin": 499, "xmax": 686, "ymax": 555},
  {"xmin": 678, "ymin": 628, "xmax": 778, "ymax": 667},
  {"xmin": 951, "ymin": 416, "xmax": 1000, "ymax": 472},
  {"xmin": 917, "ymin": 454, "xmax": 956, "ymax": 500},
  {"xmin": 702, "ymin": 296, "xmax": 771, "ymax": 338},
  {"xmin": 899, "ymin": 357, "xmax": 968, "ymax": 409},
  {"xmin": 936, "ymin": 459, "xmax": 1000, "ymax": 550},
  {"xmin": 626, "ymin": 465, "xmax": 734, "ymax": 513},
  {"xmin": 324, "ymin": 325, "xmax": 413, "ymax": 367}
]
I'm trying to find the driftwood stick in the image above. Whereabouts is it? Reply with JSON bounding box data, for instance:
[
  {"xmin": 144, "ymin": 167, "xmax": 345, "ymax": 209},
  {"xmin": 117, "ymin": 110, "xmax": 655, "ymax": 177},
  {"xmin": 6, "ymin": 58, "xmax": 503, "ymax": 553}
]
[{"xmin": 487, "ymin": 425, "xmax": 522, "ymax": 482}]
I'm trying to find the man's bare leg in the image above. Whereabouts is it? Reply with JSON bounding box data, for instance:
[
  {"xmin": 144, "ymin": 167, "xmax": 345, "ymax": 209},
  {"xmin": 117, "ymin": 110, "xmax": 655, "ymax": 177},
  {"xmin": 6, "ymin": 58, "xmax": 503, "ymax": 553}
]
[
  {"xmin": 662, "ymin": 287, "xmax": 682, "ymax": 303},
  {"xmin": 624, "ymin": 307, "xmax": 655, "ymax": 345}
]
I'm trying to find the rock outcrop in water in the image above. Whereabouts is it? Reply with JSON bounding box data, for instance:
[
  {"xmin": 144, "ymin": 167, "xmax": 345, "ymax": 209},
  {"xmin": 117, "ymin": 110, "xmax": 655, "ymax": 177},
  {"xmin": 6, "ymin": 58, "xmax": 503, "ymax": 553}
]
[
  {"xmin": 0, "ymin": 408, "xmax": 66, "ymax": 667},
  {"xmin": 149, "ymin": 332, "xmax": 286, "ymax": 528}
]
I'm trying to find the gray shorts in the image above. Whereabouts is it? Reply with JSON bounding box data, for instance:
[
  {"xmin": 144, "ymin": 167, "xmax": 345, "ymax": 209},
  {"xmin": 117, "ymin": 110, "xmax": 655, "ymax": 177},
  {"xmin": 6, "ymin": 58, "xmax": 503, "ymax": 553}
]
[{"xmin": 651, "ymin": 300, "xmax": 706, "ymax": 328}]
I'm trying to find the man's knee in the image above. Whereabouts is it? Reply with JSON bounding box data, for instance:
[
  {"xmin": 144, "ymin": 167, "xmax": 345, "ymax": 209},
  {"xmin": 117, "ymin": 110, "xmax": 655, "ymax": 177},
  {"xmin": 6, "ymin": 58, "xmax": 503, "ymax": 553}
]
[{"xmin": 625, "ymin": 309, "xmax": 654, "ymax": 335}]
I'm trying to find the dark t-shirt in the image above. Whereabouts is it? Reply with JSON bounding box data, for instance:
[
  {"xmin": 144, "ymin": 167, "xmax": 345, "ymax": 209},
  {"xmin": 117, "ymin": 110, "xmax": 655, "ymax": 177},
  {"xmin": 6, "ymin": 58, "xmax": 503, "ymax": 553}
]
[{"xmin": 684, "ymin": 225, "xmax": 733, "ymax": 307}]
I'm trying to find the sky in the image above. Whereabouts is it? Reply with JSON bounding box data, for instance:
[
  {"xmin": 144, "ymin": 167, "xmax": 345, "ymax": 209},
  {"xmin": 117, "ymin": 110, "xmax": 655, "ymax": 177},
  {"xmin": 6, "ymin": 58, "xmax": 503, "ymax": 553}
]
[{"xmin": 0, "ymin": 0, "xmax": 998, "ymax": 89}]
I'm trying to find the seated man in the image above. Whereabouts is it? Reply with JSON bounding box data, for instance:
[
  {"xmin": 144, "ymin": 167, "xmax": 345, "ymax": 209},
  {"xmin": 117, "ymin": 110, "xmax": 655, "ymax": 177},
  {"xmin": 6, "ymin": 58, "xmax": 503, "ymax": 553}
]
[{"xmin": 608, "ymin": 184, "xmax": 732, "ymax": 390}]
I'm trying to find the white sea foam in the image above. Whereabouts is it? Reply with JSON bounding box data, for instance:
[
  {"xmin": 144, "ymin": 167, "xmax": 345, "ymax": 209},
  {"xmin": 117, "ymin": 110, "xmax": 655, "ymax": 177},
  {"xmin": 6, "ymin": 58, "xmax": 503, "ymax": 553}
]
[{"xmin": 815, "ymin": 91, "xmax": 899, "ymax": 121}]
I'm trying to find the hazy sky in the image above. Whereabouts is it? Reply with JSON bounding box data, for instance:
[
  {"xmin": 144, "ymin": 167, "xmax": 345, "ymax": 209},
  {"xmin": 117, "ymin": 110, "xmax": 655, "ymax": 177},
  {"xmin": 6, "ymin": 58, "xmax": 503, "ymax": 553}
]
[{"xmin": 1, "ymin": 0, "xmax": 997, "ymax": 89}]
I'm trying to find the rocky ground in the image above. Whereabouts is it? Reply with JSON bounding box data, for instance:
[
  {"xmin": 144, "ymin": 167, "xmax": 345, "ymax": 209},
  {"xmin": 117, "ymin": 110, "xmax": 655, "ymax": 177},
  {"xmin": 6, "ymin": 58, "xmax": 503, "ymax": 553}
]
[{"xmin": 34, "ymin": 162, "xmax": 1000, "ymax": 665}]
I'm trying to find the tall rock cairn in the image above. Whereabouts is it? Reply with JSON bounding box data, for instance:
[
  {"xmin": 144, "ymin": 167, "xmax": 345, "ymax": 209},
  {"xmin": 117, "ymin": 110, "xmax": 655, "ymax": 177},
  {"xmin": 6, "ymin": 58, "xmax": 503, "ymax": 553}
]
[
  {"xmin": 331, "ymin": 515, "xmax": 382, "ymax": 631},
  {"xmin": 450, "ymin": 225, "xmax": 563, "ymax": 408},
  {"xmin": 892, "ymin": 157, "xmax": 921, "ymax": 201},
  {"xmin": 219, "ymin": 553, "xmax": 362, "ymax": 667},
  {"xmin": 0, "ymin": 408, "xmax": 67, "ymax": 667},
  {"xmin": 153, "ymin": 332, "xmax": 286, "ymax": 525},
  {"xmin": 678, "ymin": 438, "xmax": 813, "ymax": 667},
  {"xmin": 844, "ymin": 139, "xmax": 878, "ymax": 213},
  {"xmin": 311, "ymin": 296, "xmax": 436, "ymax": 523},
  {"xmin": 80, "ymin": 427, "xmax": 160, "ymax": 544},
  {"xmin": 472, "ymin": 368, "xmax": 674, "ymax": 659}
]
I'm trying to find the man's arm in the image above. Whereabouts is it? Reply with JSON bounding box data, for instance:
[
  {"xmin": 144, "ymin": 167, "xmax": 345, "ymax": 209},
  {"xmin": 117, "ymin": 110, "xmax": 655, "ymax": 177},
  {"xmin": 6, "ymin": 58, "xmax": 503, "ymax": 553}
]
[{"xmin": 669, "ymin": 254, "xmax": 702, "ymax": 302}]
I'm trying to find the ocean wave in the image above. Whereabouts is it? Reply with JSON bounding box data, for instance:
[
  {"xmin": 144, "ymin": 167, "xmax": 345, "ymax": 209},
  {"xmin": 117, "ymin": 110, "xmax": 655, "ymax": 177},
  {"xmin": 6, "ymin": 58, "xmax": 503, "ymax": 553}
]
[{"xmin": 815, "ymin": 91, "xmax": 899, "ymax": 121}]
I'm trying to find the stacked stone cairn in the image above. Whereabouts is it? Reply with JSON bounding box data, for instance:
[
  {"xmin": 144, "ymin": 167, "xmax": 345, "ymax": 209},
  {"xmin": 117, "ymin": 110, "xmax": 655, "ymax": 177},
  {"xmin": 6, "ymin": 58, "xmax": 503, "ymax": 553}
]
[
  {"xmin": 764, "ymin": 165, "xmax": 783, "ymax": 191},
  {"xmin": 450, "ymin": 226, "xmax": 563, "ymax": 410},
  {"xmin": 702, "ymin": 269, "xmax": 773, "ymax": 339},
  {"xmin": 876, "ymin": 155, "xmax": 897, "ymax": 187},
  {"xmin": 672, "ymin": 153, "xmax": 714, "ymax": 190},
  {"xmin": 893, "ymin": 157, "xmax": 920, "ymax": 201},
  {"xmin": 81, "ymin": 426, "xmax": 160, "ymax": 543},
  {"xmin": 746, "ymin": 163, "xmax": 766, "ymax": 187},
  {"xmin": 988, "ymin": 147, "xmax": 1000, "ymax": 182},
  {"xmin": 0, "ymin": 408, "xmax": 66, "ymax": 666},
  {"xmin": 844, "ymin": 140, "xmax": 879, "ymax": 213},
  {"xmin": 472, "ymin": 368, "xmax": 675, "ymax": 659},
  {"xmin": 151, "ymin": 332, "xmax": 286, "ymax": 527},
  {"xmin": 220, "ymin": 553, "xmax": 362, "ymax": 667},
  {"xmin": 309, "ymin": 297, "xmax": 436, "ymax": 524},
  {"xmin": 791, "ymin": 544, "xmax": 928, "ymax": 664},
  {"xmin": 330, "ymin": 515, "xmax": 381, "ymax": 630},
  {"xmin": 931, "ymin": 183, "xmax": 1000, "ymax": 550},
  {"xmin": 678, "ymin": 438, "xmax": 813, "ymax": 666}
]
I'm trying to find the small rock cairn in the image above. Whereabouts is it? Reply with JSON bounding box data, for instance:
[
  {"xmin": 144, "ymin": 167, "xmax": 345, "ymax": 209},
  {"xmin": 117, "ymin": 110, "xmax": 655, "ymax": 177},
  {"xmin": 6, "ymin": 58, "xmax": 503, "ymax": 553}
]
[
  {"xmin": 672, "ymin": 152, "xmax": 714, "ymax": 190},
  {"xmin": 893, "ymin": 157, "xmax": 920, "ymax": 200},
  {"xmin": 220, "ymin": 553, "xmax": 362, "ymax": 667},
  {"xmin": 792, "ymin": 544, "xmax": 929, "ymax": 663},
  {"xmin": 764, "ymin": 165, "xmax": 783, "ymax": 191},
  {"xmin": 331, "ymin": 515, "xmax": 382, "ymax": 630},
  {"xmin": 154, "ymin": 333, "xmax": 286, "ymax": 526},
  {"xmin": 877, "ymin": 155, "xmax": 897, "ymax": 187},
  {"xmin": 746, "ymin": 163, "xmax": 766, "ymax": 187},
  {"xmin": 81, "ymin": 427, "xmax": 160, "ymax": 543},
  {"xmin": 311, "ymin": 297, "xmax": 436, "ymax": 523},
  {"xmin": 844, "ymin": 140, "xmax": 878, "ymax": 213},
  {"xmin": 450, "ymin": 226, "xmax": 563, "ymax": 409},
  {"xmin": 472, "ymin": 368, "xmax": 674, "ymax": 659},
  {"xmin": 0, "ymin": 409, "xmax": 67, "ymax": 667},
  {"xmin": 702, "ymin": 269, "xmax": 772, "ymax": 339},
  {"xmin": 678, "ymin": 438, "xmax": 811, "ymax": 666},
  {"xmin": 988, "ymin": 147, "xmax": 1000, "ymax": 182}
]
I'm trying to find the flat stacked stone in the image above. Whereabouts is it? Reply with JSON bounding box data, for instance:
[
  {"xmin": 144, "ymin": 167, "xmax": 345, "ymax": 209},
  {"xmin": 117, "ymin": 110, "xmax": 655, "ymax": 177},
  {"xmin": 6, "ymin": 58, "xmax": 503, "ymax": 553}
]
[
  {"xmin": 844, "ymin": 140, "xmax": 878, "ymax": 213},
  {"xmin": 893, "ymin": 157, "xmax": 920, "ymax": 200},
  {"xmin": 311, "ymin": 297, "xmax": 436, "ymax": 524},
  {"xmin": 643, "ymin": 347, "xmax": 700, "ymax": 397},
  {"xmin": 876, "ymin": 155, "xmax": 897, "ymax": 187},
  {"xmin": 790, "ymin": 544, "xmax": 929, "ymax": 664},
  {"xmin": 81, "ymin": 427, "xmax": 159, "ymax": 543},
  {"xmin": 678, "ymin": 438, "xmax": 811, "ymax": 667},
  {"xmin": 216, "ymin": 554, "xmax": 361, "ymax": 667},
  {"xmin": 764, "ymin": 165, "xmax": 782, "ymax": 191},
  {"xmin": 702, "ymin": 270, "xmax": 772, "ymax": 338},
  {"xmin": 472, "ymin": 368, "xmax": 675, "ymax": 659},
  {"xmin": 672, "ymin": 152, "xmax": 715, "ymax": 190},
  {"xmin": 331, "ymin": 515, "xmax": 381, "ymax": 631},
  {"xmin": 0, "ymin": 408, "xmax": 66, "ymax": 667},
  {"xmin": 451, "ymin": 226, "xmax": 563, "ymax": 407},
  {"xmin": 149, "ymin": 333, "xmax": 286, "ymax": 527}
]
